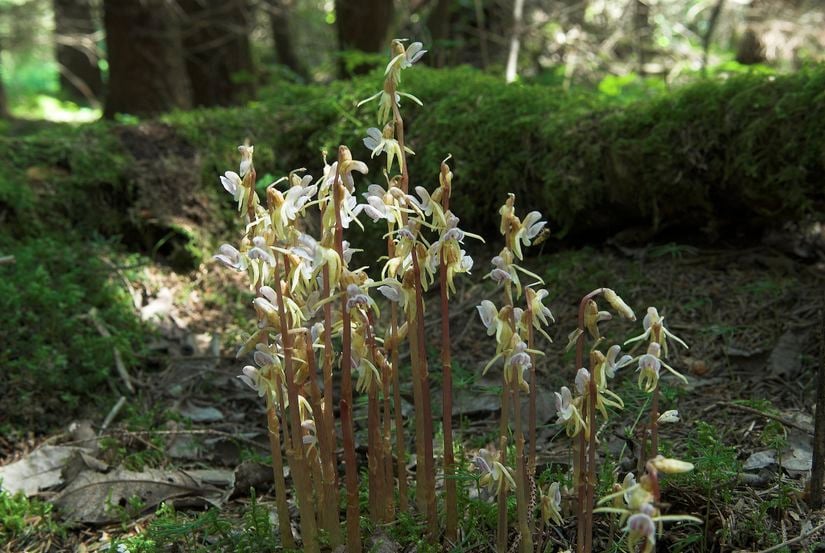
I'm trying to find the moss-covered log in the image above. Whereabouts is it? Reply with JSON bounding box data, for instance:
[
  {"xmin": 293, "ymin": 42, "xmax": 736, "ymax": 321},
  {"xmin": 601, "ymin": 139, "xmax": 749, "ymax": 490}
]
[{"xmin": 2, "ymin": 66, "xmax": 823, "ymax": 253}]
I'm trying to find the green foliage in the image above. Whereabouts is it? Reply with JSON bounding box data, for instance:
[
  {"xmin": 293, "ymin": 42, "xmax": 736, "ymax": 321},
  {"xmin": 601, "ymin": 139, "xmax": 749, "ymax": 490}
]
[
  {"xmin": 666, "ymin": 421, "xmax": 740, "ymax": 502},
  {"xmin": 113, "ymin": 494, "xmax": 283, "ymax": 553},
  {"xmin": 164, "ymin": 64, "xmax": 825, "ymax": 242},
  {"xmin": 4, "ymin": 65, "xmax": 823, "ymax": 250},
  {"xmin": 0, "ymin": 489, "xmax": 63, "ymax": 546},
  {"xmin": 0, "ymin": 234, "xmax": 147, "ymax": 429}
]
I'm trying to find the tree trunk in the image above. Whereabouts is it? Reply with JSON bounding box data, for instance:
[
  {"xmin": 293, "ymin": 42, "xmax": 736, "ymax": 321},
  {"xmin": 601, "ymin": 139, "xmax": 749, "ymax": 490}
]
[
  {"xmin": 736, "ymin": 0, "xmax": 766, "ymax": 66},
  {"xmin": 505, "ymin": 0, "xmax": 525, "ymax": 82},
  {"xmin": 0, "ymin": 40, "xmax": 7, "ymax": 118},
  {"xmin": 103, "ymin": 0, "xmax": 192, "ymax": 118},
  {"xmin": 180, "ymin": 0, "xmax": 256, "ymax": 107},
  {"xmin": 335, "ymin": 0, "xmax": 394, "ymax": 75},
  {"xmin": 426, "ymin": 0, "xmax": 451, "ymax": 67},
  {"xmin": 268, "ymin": 0, "xmax": 307, "ymax": 80},
  {"xmin": 634, "ymin": 0, "xmax": 651, "ymax": 76},
  {"xmin": 53, "ymin": 0, "xmax": 103, "ymax": 105},
  {"xmin": 701, "ymin": 0, "xmax": 726, "ymax": 74}
]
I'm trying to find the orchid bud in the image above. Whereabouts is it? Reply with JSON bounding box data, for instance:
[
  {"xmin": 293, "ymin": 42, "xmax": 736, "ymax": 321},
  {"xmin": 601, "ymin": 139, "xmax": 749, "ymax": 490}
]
[
  {"xmin": 604, "ymin": 288, "xmax": 636, "ymax": 321},
  {"xmin": 648, "ymin": 455, "xmax": 694, "ymax": 474}
]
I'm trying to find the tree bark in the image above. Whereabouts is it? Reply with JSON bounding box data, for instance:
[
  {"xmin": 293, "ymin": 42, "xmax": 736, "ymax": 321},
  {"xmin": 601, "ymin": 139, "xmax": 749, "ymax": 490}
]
[
  {"xmin": 335, "ymin": 0, "xmax": 394, "ymax": 75},
  {"xmin": 0, "ymin": 41, "xmax": 7, "ymax": 118},
  {"xmin": 53, "ymin": 0, "xmax": 103, "ymax": 105},
  {"xmin": 505, "ymin": 0, "xmax": 526, "ymax": 82},
  {"xmin": 268, "ymin": 0, "xmax": 308, "ymax": 80},
  {"xmin": 426, "ymin": 0, "xmax": 451, "ymax": 67},
  {"xmin": 736, "ymin": 0, "xmax": 766, "ymax": 66},
  {"xmin": 634, "ymin": 0, "xmax": 651, "ymax": 76},
  {"xmin": 701, "ymin": 0, "xmax": 726, "ymax": 74},
  {"xmin": 180, "ymin": 0, "xmax": 256, "ymax": 107},
  {"xmin": 103, "ymin": 0, "xmax": 192, "ymax": 118}
]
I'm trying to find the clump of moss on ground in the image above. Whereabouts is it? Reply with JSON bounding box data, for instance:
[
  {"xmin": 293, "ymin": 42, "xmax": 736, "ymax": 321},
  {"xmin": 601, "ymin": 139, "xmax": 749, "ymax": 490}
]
[
  {"xmin": 0, "ymin": 235, "xmax": 147, "ymax": 431},
  {"xmin": 0, "ymin": 123, "xmax": 130, "ymax": 238},
  {"xmin": 0, "ymin": 488, "xmax": 65, "ymax": 548},
  {"xmin": 168, "ymin": 64, "xmax": 825, "ymax": 240},
  {"xmin": 3, "ymin": 65, "xmax": 823, "ymax": 247}
]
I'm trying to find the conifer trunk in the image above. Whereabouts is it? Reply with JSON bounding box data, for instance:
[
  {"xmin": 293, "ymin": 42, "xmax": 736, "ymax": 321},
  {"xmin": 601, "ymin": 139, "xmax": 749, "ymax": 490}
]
[
  {"xmin": 103, "ymin": 0, "xmax": 192, "ymax": 118},
  {"xmin": 180, "ymin": 0, "xmax": 256, "ymax": 107}
]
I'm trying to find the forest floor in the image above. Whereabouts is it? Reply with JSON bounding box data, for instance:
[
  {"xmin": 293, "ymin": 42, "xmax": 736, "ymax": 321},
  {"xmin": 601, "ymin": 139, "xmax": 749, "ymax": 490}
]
[{"xmin": 2, "ymin": 236, "xmax": 825, "ymax": 552}]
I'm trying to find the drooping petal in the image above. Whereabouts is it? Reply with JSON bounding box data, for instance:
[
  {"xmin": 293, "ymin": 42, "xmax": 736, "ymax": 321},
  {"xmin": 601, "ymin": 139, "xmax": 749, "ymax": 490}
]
[{"xmin": 477, "ymin": 300, "xmax": 498, "ymax": 332}]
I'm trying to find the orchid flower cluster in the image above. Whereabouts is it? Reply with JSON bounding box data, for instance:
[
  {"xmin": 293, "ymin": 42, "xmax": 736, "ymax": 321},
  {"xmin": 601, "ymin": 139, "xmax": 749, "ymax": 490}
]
[
  {"xmin": 626, "ymin": 306, "xmax": 690, "ymax": 393},
  {"xmin": 213, "ymin": 38, "xmax": 483, "ymax": 550},
  {"xmin": 217, "ymin": 140, "xmax": 421, "ymax": 552},
  {"xmin": 548, "ymin": 293, "xmax": 694, "ymax": 553},
  {"xmin": 211, "ymin": 37, "xmax": 702, "ymax": 553},
  {"xmin": 548, "ymin": 287, "xmax": 639, "ymax": 553},
  {"xmin": 217, "ymin": 143, "xmax": 381, "ymax": 552},
  {"xmin": 596, "ymin": 456, "xmax": 702, "ymax": 553},
  {"xmin": 475, "ymin": 193, "xmax": 553, "ymax": 553}
]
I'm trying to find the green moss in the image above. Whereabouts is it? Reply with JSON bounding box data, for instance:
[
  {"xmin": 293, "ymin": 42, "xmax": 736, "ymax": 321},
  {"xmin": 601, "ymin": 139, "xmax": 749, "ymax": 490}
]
[
  {"xmin": 0, "ymin": 123, "xmax": 130, "ymax": 237},
  {"xmin": 0, "ymin": 489, "xmax": 64, "ymax": 546},
  {"xmin": 0, "ymin": 234, "xmax": 148, "ymax": 429},
  {"xmin": 4, "ymin": 65, "xmax": 824, "ymax": 246},
  {"xmin": 165, "ymin": 65, "xmax": 824, "ymax": 240}
]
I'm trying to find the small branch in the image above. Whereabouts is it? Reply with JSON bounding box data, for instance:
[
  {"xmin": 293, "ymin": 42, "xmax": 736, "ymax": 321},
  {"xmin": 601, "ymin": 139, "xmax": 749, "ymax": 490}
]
[
  {"xmin": 97, "ymin": 428, "xmax": 269, "ymax": 451},
  {"xmin": 810, "ymin": 301, "xmax": 825, "ymax": 507},
  {"xmin": 718, "ymin": 402, "xmax": 812, "ymax": 435},
  {"xmin": 89, "ymin": 308, "xmax": 134, "ymax": 394},
  {"xmin": 0, "ymin": 255, "xmax": 15, "ymax": 265},
  {"xmin": 753, "ymin": 519, "xmax": 825, "ymax": 553},
  {"xmin": 101, "ymin": 396, "xmax": 127, "ymax": 431}
]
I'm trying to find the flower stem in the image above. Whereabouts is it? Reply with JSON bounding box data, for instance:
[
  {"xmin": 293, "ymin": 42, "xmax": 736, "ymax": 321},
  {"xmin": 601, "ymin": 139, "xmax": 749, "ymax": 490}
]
[
  {"xmin": 388, "ymin": 264, "xmax": 408, "ymax": 512},
  {"xmin": 438, "ymin": 175, "xmax": 458, "ymax": 544},
  {"xmin": 575, "ymin": 288, "xmax": 604, "ymax": 553},
  {"xmin": 274, "ymin": 255, "xmax": 319, "ymax": 553},
  {"xmin": 321, "ymin": 266, "xmax": 338, "ymax": 484},
  {"xmin": 305, "ymin": 335, "xmax": 342, "ymax": 545},
  {"xmin": 265, "ymin": 393, "xmax": 296, "ymax": 549},
  {"xmin": 393, "ymin": 90, "xmax": 436, "ymax": 540},
  {"xmin": 333, "ymin": 148, "xmax": 361, "ymax": 553},
  {"xmin": 410, "ymin": 244, "xmax": 438, "ymax": 540},
  {"xmin": 585, "ymin": 368, "xmax": 597, "ymax": 553},
  {"xmin": 365, "ymin": 312, "xmax": 385, "ymax": 523},
  {"xmin": 526, "ymin": 306, "xmax": 537, "ymax": 536},
  {"xmin": 513, "ymin": 379, "xmax": 532, "ymax": 552},
  {"xmin": 650, "ymin": 382, "xmax": 660, "ymax": 459}
]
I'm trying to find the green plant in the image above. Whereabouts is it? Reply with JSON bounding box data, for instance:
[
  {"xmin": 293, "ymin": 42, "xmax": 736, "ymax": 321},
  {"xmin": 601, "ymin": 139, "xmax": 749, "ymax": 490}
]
[
  {"xmin": 0, "ymin": 489, "xmax": 64, "ymax": 546},
  {"xmin": 113, "ymin": 494, "xmax": 283, "ymax": 553},
  {"xmin": 664, "ymin": 421, "xmax": 740, "ymax": 550},
  {"xmin": 0, "ymin": 235, "xmax": 146, "ymax": 430}
]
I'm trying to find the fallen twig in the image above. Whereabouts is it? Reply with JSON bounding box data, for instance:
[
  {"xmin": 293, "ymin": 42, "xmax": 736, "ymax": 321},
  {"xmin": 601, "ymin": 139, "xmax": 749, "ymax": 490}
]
[
  {"xmin": 809, "ymin": 299, "xmax": 825, "ymax": 507},
  {"xmin": 62, "ymin": 428, "xmax": 271, "ymax": 452},
  {"xmin": 101, "ymin": 396, "xmax": 127, "ymax": 431},
  {"xmin": 718, "ymin": 402, "xmax": 812, "ymax": 435},
  {"xmin": 88, "ymin": 308, "xmax": 135, "ymax": 394},
  {"xmin": 0, "ymin": 255, "xmax": 15, "ymax": 265},
  {"xmin": 751, "ymin": 519, "xmax": 825, "ymax": 553}
]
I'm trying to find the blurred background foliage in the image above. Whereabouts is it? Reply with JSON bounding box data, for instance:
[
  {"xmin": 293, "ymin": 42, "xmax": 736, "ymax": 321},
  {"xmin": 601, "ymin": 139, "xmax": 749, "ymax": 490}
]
[{"xmin": 0, "ymin": 0, "xmax": 823, "ymax": 121}]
